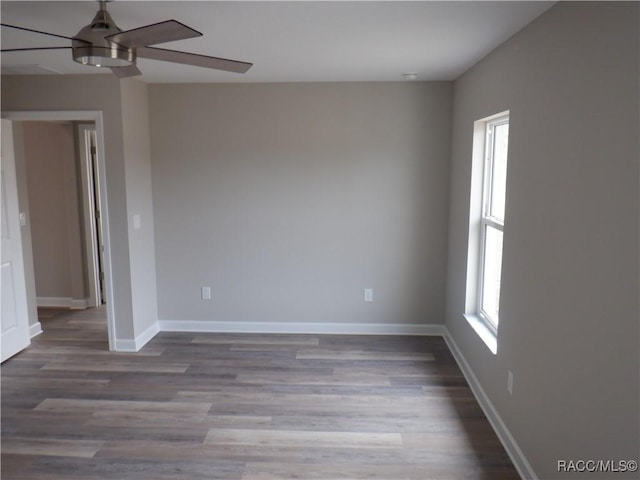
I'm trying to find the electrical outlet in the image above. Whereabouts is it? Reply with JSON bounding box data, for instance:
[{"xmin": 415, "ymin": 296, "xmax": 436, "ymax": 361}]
[
  {"xmin": 364, "ymin": 288, "xmax": 373, "ymax": 302},
  {"xmin": 201, "ymin": 286, "xmax": 212, "ymax": 300},
  {"xmin": 507, "ymin": 370, "xmax": 514, "ymax": 395}
]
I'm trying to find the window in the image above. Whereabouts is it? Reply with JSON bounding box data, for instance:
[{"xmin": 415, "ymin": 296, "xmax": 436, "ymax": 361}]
[
  {"xmin": 465, "ymin": 112, "xmax": 509, "ymax": 352},
  {"xmin": 478, "ymin": 116, "xmax": 508, "ymax": 330}
]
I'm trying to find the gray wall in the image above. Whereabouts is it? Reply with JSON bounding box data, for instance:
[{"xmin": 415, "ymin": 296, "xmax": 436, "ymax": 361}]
[
  {"xmin": 120, "ymin": 79, "xmax": 158, "ymax": 338},
  {"xmin": 445, "ymin": 2, "xmax": 639, "ymax": 478},
  {"xmin": 149, "ymin": 82, "xmax": 452, "ymax": 327},
  {"xmin": 19, "ymin": 121, "xmax": 86, "ymax": 303}
]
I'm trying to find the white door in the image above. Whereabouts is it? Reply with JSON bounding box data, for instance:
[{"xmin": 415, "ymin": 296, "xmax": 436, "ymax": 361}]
[{"xmin": 1, "ymin": 119, "xmax": 31, "ymax": 362}]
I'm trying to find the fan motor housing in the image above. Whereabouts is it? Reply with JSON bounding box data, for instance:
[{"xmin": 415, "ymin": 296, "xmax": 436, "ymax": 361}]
[{"xmin": 72, "ymin": 7, "xmax": 135, "ymax": 67}]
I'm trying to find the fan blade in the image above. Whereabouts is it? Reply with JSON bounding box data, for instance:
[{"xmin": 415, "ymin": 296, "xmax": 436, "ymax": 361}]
[
  {"xmin": 137, "ymin": 46, "xmax": 252, "ymax": 74},
  {"xmin": 1, "ymin": 46, "xmax": 72, "ymax": 52},
  {"xmin": 105, "ymin": 20, "xmax": 201, "ymax": 49},
  {"xmin": 1, "ymin": 23, "xmax": 88, "ymax": 44},
  {"xmin": 110, "ymin": 64, "xmax": 142, "ymax": 78}
]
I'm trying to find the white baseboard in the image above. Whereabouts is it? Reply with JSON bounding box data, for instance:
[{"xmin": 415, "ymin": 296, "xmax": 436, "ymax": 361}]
[
  {"xmin": 70, "ymin": 299, "xmax": 88, "ymax": 310},
  {"xmin": 29, "ymin": 321, "xmax": 42, "ymax": 338},
  {"xmin": 135, "ymin": 321, "xmax": 160, "ymax": 350},
  {"xmin": 113, "ymin": 321, "xmax": 159, "ymax": 353},
  {"xmin": 443, "ymin": 327, "xmax": 537, "ymax": 480},
  {"xmin": 113, "ymin": 338, "xmax": 137, "ymax": 352},
  {"xmin": 159, "ymin": 320, "xmax": 445, "ymax": 336},
  {"xmin": 37, "ymin": 297, "xmax": 71, "ymax": 308},
  {"xmin": 37, "ymin": 297, "xmax": 87, "ymax": 309}
]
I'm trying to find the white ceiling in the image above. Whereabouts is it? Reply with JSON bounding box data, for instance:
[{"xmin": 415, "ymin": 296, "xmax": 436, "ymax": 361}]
[{"xmin": 1, "ymin": 1, "xmax": 554, "ymax": 83}]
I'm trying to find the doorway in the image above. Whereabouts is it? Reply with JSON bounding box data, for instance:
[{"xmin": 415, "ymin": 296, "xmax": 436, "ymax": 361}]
[{"xmin": 2, "ymin": 111, "xmax": 116, "ymax": 351}]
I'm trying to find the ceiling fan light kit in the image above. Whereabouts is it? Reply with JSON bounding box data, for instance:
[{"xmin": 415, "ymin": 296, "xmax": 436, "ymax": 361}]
[
  {"xmin": 73, "ymin": 45, "xmax": 135, "ymax": 68},
  {"xmin": 2, "ymin": 0, "xmax": 252, "ymax": 77}
]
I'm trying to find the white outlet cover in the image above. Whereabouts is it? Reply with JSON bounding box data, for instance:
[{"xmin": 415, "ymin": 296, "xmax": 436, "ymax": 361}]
[
  {"xmin": 201, "ymin": 286, "xmax": 212, "ymax": 300},
  {"xmin": 364, "ymin": 288, "xmax": 373, "ymax": 302}
]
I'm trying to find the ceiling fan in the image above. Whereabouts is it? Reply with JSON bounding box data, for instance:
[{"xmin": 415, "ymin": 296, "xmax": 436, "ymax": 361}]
[{"xmin": 1, "ymin": 0, "xmax": 253, "ymax": 78}]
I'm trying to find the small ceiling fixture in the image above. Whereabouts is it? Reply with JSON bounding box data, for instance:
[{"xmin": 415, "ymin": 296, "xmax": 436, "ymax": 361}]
[{"xmin": 403, "ymin": 73, "xmax": 418, "ymax": 81}]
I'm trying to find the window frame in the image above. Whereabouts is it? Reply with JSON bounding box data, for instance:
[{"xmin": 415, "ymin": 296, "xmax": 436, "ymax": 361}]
[
  {"xmin": 463, "ymin": 110, "xmax": 511, "ymax": 355},
  {"xmin": 477, "ymin": 115, "xmax": 509, "ymax": 333}
]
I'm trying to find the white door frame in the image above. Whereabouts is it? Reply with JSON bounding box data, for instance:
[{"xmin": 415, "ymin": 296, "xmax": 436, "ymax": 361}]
[
  {"xmin": 2, "ymin": 111, "xmax": 116, "ymax": 350},
  {"xmin": 77, "ymin": 124, "xmax": 102, "ymax": 308}
]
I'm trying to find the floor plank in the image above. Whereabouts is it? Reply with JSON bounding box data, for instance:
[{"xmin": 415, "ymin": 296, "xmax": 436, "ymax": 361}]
[
  {"xmin": 204, "ymin": 428, "xmax": 404, "ymax": 449},
  {"xmin": 2, "ymin": 438, "xmax": 104, "ymax": 458}
]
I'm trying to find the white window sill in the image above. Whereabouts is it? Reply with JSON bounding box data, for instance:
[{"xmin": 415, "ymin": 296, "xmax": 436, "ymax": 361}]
[{"xmin": 463, "ymin": 314, "xmax": 497, "ymax": 355}]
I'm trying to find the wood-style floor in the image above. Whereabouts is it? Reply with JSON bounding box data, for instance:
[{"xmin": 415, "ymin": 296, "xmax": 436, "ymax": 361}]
[{"xmin": 1, "ymin": 308, "xmax": 519, "ymax": 480}]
